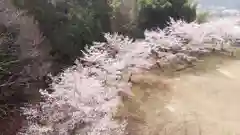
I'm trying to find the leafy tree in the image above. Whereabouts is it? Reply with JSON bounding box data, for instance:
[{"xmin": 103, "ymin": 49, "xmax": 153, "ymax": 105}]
[
  {"xmin": 12, "ymin": 0, "xmax": 197, "ymax": 61},
  {"xmin": 12, "ymin": 0, "xmax": 112, "ymax": 62},
  {"xmin": 137, "ymin": 0, "xmax": 197, "ymax": 30}
]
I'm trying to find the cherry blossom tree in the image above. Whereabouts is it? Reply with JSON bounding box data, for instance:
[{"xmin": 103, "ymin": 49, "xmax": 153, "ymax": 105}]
[{"xmin": 18, "ymin": 17, "xmax": 240, "ymax": 135}]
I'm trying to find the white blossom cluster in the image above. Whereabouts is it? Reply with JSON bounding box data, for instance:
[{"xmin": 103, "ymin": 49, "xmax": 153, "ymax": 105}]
[{"xmin": 18, "ymin": 17, "xmax": 240, "ymax": 135}]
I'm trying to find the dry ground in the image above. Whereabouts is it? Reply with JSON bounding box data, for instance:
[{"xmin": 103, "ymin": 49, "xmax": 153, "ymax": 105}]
[{"xmin": 118, "ymin": 54, "xmax": 240, "ymax": 135}]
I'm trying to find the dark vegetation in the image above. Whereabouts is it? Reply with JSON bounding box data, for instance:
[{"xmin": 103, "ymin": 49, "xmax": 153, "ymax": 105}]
[
  {"xmin": 12, "ymin": 0, "xmax": 112, "ymax": 63},
  {"xmin": 0, "ymin": 24, "xmax": 20, "ymax": 110},
  {"xmin": 137, "ymin": 0, "xmax": 197, "ymax": 29},
  {"xmin": 0, "ymin": 23, "xmax": 24, "ymax": 135},
  {"xmin": 0, "ymin": 0, "xmax": 197, "ymax": 134},
  {"xmin": 12, "ymin": 0, "xmax": 197, "ymax": 62}
]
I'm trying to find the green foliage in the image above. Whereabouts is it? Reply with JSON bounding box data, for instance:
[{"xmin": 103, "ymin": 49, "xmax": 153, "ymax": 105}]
[
  {"xmin": 137, "ymin": 0, "xmax": 197, "ymax": 30},
  {"xmin": 12, "ymin": 0, "xmax": 112, "ymax": 62},
  {"xmin": 11, "ymin": 0, "xmax": 197, "ymax": 61},
  {"xmin": 196, "ymin": 11, "xmax": 209, "ymax": 24},
  {"xmin": 109, "ymin": 0, "xmax": 121, "ymax": 12}
]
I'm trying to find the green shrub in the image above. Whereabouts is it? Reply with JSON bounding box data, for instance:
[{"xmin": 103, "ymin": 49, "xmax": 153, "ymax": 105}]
[
  {"xmin": 12, "ymin": 0, "xmax": 112, "ymax": 62},
  {"xmin": 196, "ymin": 11, "xmax": 209, "ymax": 24},
  {"xmin": 12, "ymin": 0, "xmax": 197, "ymax": 61},
  {"xmin": 137, "ymin": 0, "xmax": 197, "ymax": 30}
]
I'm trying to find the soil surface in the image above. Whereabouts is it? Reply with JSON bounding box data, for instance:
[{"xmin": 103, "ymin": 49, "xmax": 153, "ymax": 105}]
[{"xmin": 121, "ymin": 54, "xmax": 240, "ymax": 135}]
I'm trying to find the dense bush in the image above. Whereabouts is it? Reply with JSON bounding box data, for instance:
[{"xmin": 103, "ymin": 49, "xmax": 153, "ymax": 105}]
[
  {"xmin": 196, "ymin": 11, "xmax": 210, "ymax": 24},
  {"xmin": 137, "ymin": 0, "xmax": 197, "ymax": 30},
  {"xmin": 0, "ymin": 23, "xmax": 21, "ymax": 116},
  {"xmin": 12, "ymin": 0, "xmax": 197, "ymax": 62},
  {"xmin": 12, "ymin": 0, "xmax": 112, "ymax": 62}
]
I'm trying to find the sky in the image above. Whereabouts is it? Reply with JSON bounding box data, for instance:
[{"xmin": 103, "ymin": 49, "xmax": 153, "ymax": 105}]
[
  {"xmin": 196, "ymin": 0, "xmax": 240, "ymax": 17},
  {"xmin": 198, "ymin": 0, "xmax": 240, "ymax": 9}
]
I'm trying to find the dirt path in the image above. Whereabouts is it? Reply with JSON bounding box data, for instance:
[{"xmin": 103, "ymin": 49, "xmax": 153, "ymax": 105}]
[
  {"xmin": 167, "ymin": 57, "xmax": 240, "ymax": 135},
  {"xmin": 121, "ymin": 55, "xmax": 240, "ymax": 135}
]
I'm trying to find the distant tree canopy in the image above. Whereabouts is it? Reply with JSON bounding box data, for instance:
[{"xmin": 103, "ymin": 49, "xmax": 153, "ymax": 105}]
[
  {"xmin": 11, "ymin": 0, "xmax": 197, "ymax": 62},
  {"xmin": 137, "ymin": 0, "xmax": 197, "ymax": 29}
]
